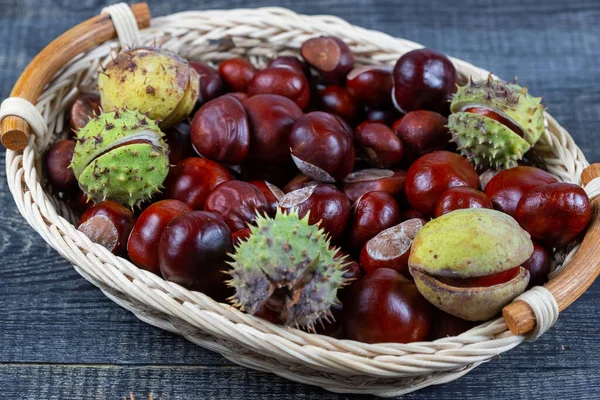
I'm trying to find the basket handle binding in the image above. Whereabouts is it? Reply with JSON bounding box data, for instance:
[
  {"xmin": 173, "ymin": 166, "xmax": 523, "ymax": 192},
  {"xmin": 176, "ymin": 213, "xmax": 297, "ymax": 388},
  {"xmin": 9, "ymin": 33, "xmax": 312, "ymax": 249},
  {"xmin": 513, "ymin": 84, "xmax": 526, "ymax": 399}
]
[{"xmin": 0, "ymin": 3, "xmax": 151, "ymax": 151}]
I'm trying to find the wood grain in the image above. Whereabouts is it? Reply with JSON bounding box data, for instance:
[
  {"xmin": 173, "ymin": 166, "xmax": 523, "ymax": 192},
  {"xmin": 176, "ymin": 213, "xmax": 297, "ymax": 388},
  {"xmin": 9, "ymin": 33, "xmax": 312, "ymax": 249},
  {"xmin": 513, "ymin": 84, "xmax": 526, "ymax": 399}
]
[{"xmin": 1, "ymin": 0, "xmax": 600, "ymax": 399}]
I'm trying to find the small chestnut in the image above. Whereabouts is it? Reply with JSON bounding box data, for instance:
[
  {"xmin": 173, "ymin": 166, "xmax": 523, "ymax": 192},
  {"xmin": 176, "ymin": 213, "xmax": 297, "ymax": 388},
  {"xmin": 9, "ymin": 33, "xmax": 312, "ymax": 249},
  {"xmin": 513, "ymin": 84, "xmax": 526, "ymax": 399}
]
[
  {"xmin": 267, "ymin": 56, "xmax": 310, "ymax": 78},
  {"xmin": 348, "ymin": 191, "xmax": 401, "ymax": 250},
  {"xmin": 317, "ymin": 86, "xmax": 360, "ymax": 125},
  {"xmin": 522, "ymin": 242, "xmax": 552, "ymax": 289},
  {"xmin": 434, "ymin": 186, "xmax": 493, "ymax": 217},
  {"xmin": 342, "ymin": 169, "xmax": 407, "ymax": 203},
  {"xmin": 190, "ymin": 95, "xmax": 250, "ymax": 165},
  {"xmin": 247, "ymin": 67, "xmax": 311, "ymax": 111},
  {"xmin": 283, "ymin": 174, "xmax": 317, "ymax": 193},
  {"xmin": 45, "ymin": 139, "xmax": 77, "ymax": 193},
  {"xmin": 346, "ymin": 65, "xmax": 393, "ymax": 107},
  {"xmin": 289, "ymin": 112, "xmax": 355, "ymax": 182},
  {"xmin": 189, "ymin": 62, "xmax": 224, "ymax": 106},
  {"xmin": 218, "ymin": 57, "xmax": 257, "ymax": 92},
  {"xmin": 164, "ymin": 121, "xmax": 195, "ymax": 165},
  {"xmin": 301, "ymin": 36, "xmax": 354, "ymax": 83},
  {"xmin": 515, "ymin": 182, "xmax": 591, "ymax": 248},
  {"xmin": 204, "ymin": 181, "xmax": 270, "ymax": 232},
  {"xmin": 78, "ymin": 200, "xmax": 135, "ymax": 255},
  {"xmin": 127, "ymin": 200, "xmax": 192, "ymax": 274},
  {"xmin": 279, "ymin": 184, "xmax": 351, "ymax": 240},
  {"xmin": 393, "ymin": 110, "xmax": 450, "ymax": 155},
  {"xmin": 355, "ymin": 122, "xmax": 404, "ymax": 168},
  {"xmin": 248, "ymin": 180, "xmax": 284, "ymax": 216},
  {"xmin": 69, "ymin": 93, "xmax": 102, "ymax": 132}
]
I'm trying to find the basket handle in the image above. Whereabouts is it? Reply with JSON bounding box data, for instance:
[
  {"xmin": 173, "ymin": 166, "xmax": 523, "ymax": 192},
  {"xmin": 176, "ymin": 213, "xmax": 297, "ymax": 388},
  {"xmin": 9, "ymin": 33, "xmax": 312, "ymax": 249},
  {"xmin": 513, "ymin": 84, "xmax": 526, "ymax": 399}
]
[
  {"xmin": 0, "ymin": 3, "xmax": 151, "ymax": 151},
  {"xmin": 503, "ymin": 163, "xmax": 600, "ymax": 335}
]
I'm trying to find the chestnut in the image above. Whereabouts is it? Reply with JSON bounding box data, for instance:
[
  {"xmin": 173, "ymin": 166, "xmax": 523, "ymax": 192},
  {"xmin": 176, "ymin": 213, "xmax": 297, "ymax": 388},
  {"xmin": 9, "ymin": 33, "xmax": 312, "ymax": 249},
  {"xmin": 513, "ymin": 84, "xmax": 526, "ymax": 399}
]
[
  {"xmin": 164, "ymin": 157, "xmax": 232, "ymax": 210},
  {"xmin": 232, "ymin": 227, "xmax": 252, "ymax": 247},
  {"xmin": 240, "ymin": 159, "xmax": 297, "ymax": 188},
  {"xmin": 346, "ymin": 66, "xmax": 393, "ymax": 107},
  {"xmin": 484, "ymin": 166, "xmax": 558, "ymax": 217},
  {"xmin": 427, "ymin": 309, "xmax": 476, "ymax": 340},
  {"xmin": 393, "ymin": 110, "xmax": 450, "ymax": 155},
  {"xmin": 226, "ymin": 92, "xmax": 249, "ymax": 102},
  {"xmin": 164, "ymin": 121, "xmax": 195, "ymax": 165},
  {"xmin": 78, "ymin": 200, "xmax": 135, "ymax": 255},
  {"xmin": 218, "ymin": 57, "xmax": 257, "ymax": 92},
  {"xmin": 289, "ymin": 112, "xmax": 355, "ymax": 182},
  {"xmin": 392, "ymin": 48, "xmax": 456, "ymax": 114},
  {"xmin": 348, "ymin": 191, "xmax": 401, "ymax": 250},
  {"xmin": 204, "ymin": 181, "xmax": 270, "ymax": 232},
  {"xmin": 45, "ymin": 139, "xmax": 77, "ymax": 193},
  {"xmin": 190, "ymin": 62, "xmax": 224, "ymax": 106},
  {"xmin": 158, "ymin": 211, "xmax": 232, "ymax": 299},
  {"xmin": 405, "ymin": 151, "xmax": 480, "ymax": 217},
  {"xmin": 317, "ymin": 86, "xmax": 360, "ymax": 125},
  {"xmin": 249, "ymin": 180, "xmax": 284, "ymax": 216},
  {"xmin": 190, "ymin": 95, "xmax": 250, "ymax": 165},
  {"xmin": 300, "ymin": 36, "xmax": 354, "ymax": 83},
  {"xmin": 267, "ymin": 55, "xmax": 310, "ymax": 78},
  {"xmin": 359, "ymin": 218, "xmax": 424, "ymax": 276},
  {"xmin": 127, "ymin": 200, "xmax": 192, "ymax": 274},
  {"xmin": 343, "ymin": 268, "xmax": 432, "ymax": 343},
  {"xmin": 515, "ymin": 182, "xmax": 591, "ymax": 248},
  {"xmin": 342, "ymin": 169, "xmax": 407, "ymax": 203},
  {"xmin": 365, "ymin": 107, "xmax": 403, "ymax": 126},
  {"xmin": 283, "ymin": 174, "xmax": 317, "ymax": 193},
  {"xmin": 69, "ymin": 93, "xmax": 101, "ymax": 132},
  {"xmin": 355, "ymin": 122, "xmax": 404, "ymax": 168},
  {"xmin": 434, "ymin": 186, "xmax": 493, "ymax": 217},
  {"xmin": 243, "ymin": 94, "xmax": 303, "ymax": 164},
  {"xmin": 522, "ymin": 242, "xmax": 552, "ymax": 289},
  {"xmin": 68, "ymin": 187, "xmax": 92, "ymax": 214},
  {"xmin": 400, "ymin": 208, "xmax": 424, "ymax": 222},
  {"xmin": 279, "ymin": 184, "xmax": 351, "ymax": 240},
  {"xmin": 247, "ymin": 67, "xmax": 310, "ymax": 110}
]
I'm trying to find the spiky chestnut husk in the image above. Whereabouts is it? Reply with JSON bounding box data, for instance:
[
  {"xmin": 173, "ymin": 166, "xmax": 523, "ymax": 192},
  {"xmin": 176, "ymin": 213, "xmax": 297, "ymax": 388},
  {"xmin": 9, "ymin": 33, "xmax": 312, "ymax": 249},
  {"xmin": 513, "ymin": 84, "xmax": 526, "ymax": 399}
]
[
  {"xmin": 70, "ymin": 109, "xmax": 169, "ymax": 208},
  {"xmin": 448, "ymin": 76, "xmax": 545, "ymax": 169},
  {"xmin": 227, "ymin": 210, "xmax": 347, "ymax": 330},
  {"xmin": 98, "ymin": 47, "xmax": 200, "ymax": 128}
]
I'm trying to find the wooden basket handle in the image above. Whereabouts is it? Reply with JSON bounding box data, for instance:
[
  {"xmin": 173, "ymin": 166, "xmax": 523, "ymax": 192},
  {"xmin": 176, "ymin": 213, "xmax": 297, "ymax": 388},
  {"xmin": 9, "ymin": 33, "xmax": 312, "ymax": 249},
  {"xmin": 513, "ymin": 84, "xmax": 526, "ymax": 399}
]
[
  {"xmin": 503, "ymin": 163, "xmax": 600, "ymax": 335},
  {"xmin": 0, "ymin": 3, "xmax": 151, "ymax": 151}
]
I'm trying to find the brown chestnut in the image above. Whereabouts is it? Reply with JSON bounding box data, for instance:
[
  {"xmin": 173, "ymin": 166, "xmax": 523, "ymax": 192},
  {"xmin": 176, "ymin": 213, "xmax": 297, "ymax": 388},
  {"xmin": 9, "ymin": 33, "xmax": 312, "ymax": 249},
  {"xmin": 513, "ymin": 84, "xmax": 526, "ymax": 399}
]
[
  {"xmin": 515, "ymin": 182, "xmax": 591, "ymax": 247},
  {"xmin": 204, "ymin": 181, "xmax": 270, "ymax": 232},
  {"xmin": 218, "ymin": 57, "xmax": 257, "ymax": 92},
  {"xmin": 301, "ymin": 36, "xmax": 354, "ymax": 83},
  {"xmin": 405, "ymin": 151, "xmax": 480, "ymax": 217},
  {"xmin": 279, "ymin": 184, "xmax": 351, "ymax": 240},
  {"xmin": 434, "ymin": 186, "xmax": 493, "ymax": 217},
  {"xmin": 243, "ymin": 94, "xmax": 303, "ymax": 164},
  {"xmin": 247, "ymin": 67, "xmax": 310, "ymax": 111},
  {"xmin": 427, "ymin": 309, "xmax": 476, "ymax": 340},
  {"xmin": 393, "ymin": 110, "xmax": 450, "ymax": 155},
  {"xmin": 348, "ymin": 191, "xmax": 401, "ymax": 250},
  {"xmin": 164, "ymin": 157, "xmax": 232, "ymax": 210},
  {"xmin": 78, "ymin": 200, "xmax": 135, "ymax": 255},
  {"xmin": 283, "ymin": 174, "xmax": 317, "ymax": 193},
  {"xmin": 190, "ymin": 62, "xmax": 224, "ymax": 106},
  {"xmin": 355, "ymin": 122, "xmax": 404, "ymax": 168},
  {"xmin": 45, "ymin": 139, "xmax": 77, "ymax": 193},
  {"xmin": 484, "ymin": 166, "xmax": 558, "ymax": 217},
  {"xmin": 158, "ymin": 211, "xmax": 232, "ymax": 299},
  {"xmin": 289, "ymin": 112, "xmax": 355, "ymax": 182},
  {"xmin": 317, "ymin": 86, "xmax": 360, "ymax": 125},
  {"xmin": 522, "ymin": 242, "xmax": 552, "ymax": 289},
  {"xmin": 232, "ymin": 227, "xmax": 252, "ymax": 247},
  {"xmin": 190, "ymin": 95, "xmax": 250, "ymax": 165},
  {"xmin": 164, "ymin": 121, "xmax": 195, "ymax": 165},
  {"xmin": 346, "ymin": 65, "xmax": 393, "ymax": 107},
  {"xmin": 267, "ymin": 56, "xmax": 310, "ymax": 78},
  {"xmin": 342, "ymin": 169, "xmax": 407, "ymax": 203},
  {"xmin": 249, "ymin": 180, "xmax": 284, "ymax": 216},
  {"xmin": 69, "ymin": 93, "xmax": 101, "ymax": 132},
  {"xmin": 343, "ymin": 268, "xmax": 432, "ymax": 343},
  {"xmin": 127, "ymin": 200, "xmax": 192, "ymax": 274}
]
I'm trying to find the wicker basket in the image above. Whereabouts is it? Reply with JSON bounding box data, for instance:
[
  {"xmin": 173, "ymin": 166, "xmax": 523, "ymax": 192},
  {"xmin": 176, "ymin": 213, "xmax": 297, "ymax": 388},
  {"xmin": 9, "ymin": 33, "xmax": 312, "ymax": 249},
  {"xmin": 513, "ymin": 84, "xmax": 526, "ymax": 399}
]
[{"xmin": 2, "ymin": 3, "xmax": 600, "ymax": 397}]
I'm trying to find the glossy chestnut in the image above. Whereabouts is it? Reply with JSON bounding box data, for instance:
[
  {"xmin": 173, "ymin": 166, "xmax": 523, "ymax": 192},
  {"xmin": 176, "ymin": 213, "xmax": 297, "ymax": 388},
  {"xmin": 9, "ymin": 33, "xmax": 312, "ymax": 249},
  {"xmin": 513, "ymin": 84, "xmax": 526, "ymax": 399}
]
[
  {"xmin": 232, "ymin": 227, "xmax": 252, "ymax": 247},
  {"xmin": 69, "ymin": 93, "xmax": 101, "ymax": 132},
  {"xmin": 45, "ymin": 139, "xmax": 77, "ymax": 193},
  {"xmin": 267, "ymin": 55, "xmax": 310, "ymax": 78},
  {"xmin": 78, "ymin": 200, "xmax": 135, "ymax": 255},
  {"xmin": 300, "ymin": 36, "xmax": 354, "ymax": 84},
  {"xmin": 164, "ymin": 121, "xmax": 195, "ymax": 165},
  {"xmin": 249, "ymin": 180, "xmax": 284, "ymax": 216},
  {"xmin": 346, "ymin": 65, "xmax": 393, "ymax": 107},
  {"xmin": 247, "ymin": 67, "xmax": 311, "ymax": 111},
  {"xmin": 283, "ymin": 174, "xmax": 319, "ymax": 193},
  {"xmin": 218, "ymin": 57, "xmax": 257, "ymax": 92},
  {"xmin": 343, "ymin": 268, "xmax": 432, "ymax": 343},
  {"xmin": 127, "ymin": 200, "xmax": 192, "ymax": 274},
  {"xmin": 190, "ymin": 95, "xmax": 250, "ymax": 165},
  {"xmin": 190, "ymin": 62, "xmax": 224, "ymax": 106},
  {"xmin": 522, "ymin": 242, "xmax": 551, "ymax": 289},
  {"xmin": 393, "ymin": 110, "xmax": 450, "ymax": 155},
  {"xmin": 342, "ymin": 169, "xmax": 407, "ymax": 203},
  {"xmin": 355, "ymin": 121, "xmax": 404, "ymax": 168},
  {"xmin": 434, "ymin": 186, "xmax": 493, "ymax": 217},
  {"xmin": 515, "ymin": 182, "xmax": 591, "ymax": 247},
  {"xmin": 348, "ymin": 191, "xmax": 401, "ymax": 250},
  {"xmin": 317, "ymin": 86, "xmax": 360, "ymax": 125}
]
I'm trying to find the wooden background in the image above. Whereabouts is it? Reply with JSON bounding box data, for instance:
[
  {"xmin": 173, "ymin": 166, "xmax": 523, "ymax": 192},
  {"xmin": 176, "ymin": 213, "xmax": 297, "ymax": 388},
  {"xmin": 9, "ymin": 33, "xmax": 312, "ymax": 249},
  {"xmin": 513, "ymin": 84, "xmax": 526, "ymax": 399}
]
[{"xmin": 1, "ymin": 0, "xmax": 599, "ymax": 398}]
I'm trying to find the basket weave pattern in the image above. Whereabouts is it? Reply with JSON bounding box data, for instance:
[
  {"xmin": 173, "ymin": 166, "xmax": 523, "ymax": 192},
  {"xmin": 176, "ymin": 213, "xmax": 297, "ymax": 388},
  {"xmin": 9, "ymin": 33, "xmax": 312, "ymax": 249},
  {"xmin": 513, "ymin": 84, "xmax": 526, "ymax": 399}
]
[{"xmin": 4, "ymin": 8, "xmax": 590, "ymax": 396}]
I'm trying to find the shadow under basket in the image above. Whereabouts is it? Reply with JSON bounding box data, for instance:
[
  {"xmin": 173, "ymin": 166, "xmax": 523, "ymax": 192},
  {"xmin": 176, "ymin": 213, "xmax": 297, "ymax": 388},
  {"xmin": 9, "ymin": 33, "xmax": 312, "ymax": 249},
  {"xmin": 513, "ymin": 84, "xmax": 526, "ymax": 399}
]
[{"xmin": 2, "ymin": 2, "xmax": 600, "ymax": 397}]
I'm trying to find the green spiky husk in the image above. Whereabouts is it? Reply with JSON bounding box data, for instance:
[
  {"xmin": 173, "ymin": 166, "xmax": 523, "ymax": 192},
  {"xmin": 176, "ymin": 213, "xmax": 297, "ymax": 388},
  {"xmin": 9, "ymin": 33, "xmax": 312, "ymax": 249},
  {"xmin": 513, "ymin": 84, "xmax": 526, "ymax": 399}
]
[
  {"xmin": 448, "ymin": 77, "xmax": 545, "ymax": 169},
  {"xmin": 227, "ymin": 210, "xmax": 346, "ymax": 329}
]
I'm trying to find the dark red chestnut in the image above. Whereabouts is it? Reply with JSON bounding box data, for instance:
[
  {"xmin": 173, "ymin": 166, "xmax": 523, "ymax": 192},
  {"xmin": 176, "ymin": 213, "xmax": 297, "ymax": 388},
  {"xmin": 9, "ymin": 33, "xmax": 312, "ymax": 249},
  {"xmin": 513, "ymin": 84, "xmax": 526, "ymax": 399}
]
[
  {"xmin": 164, "ymin": 121, "xmax": 195, "ymax": 165},
  {"xmin": 158, "ymin": 211, "xmax": 232, "ymax": 299},
  {"xmin": 405, "ymin": 151, "xmax": 480, "ymax": 217},
  {"xmin": 434, "ymin": 186, "xmax": 493, "ymax": 217},
  {"xmin": 393, "ymin": 110, "xmax": 450, "ymax": 155},
  {"xmin": 78, "ymin": 200, "xmax": 135, "ymax": 255},
  {"xmin": 344, "ymin": 268, "xmax": 432, "ymax": 343},
  {"xmin": 427, "ymin": 309, "xmax": 476, "ymax": 340},
  {"xmin": 355, "ymin": 122, "xmax": 404, "ymax": 168},
  {"xmin": 69, "ymin": 93, "xmax": 101, "ymax": 132},
  {"xmin": 399, "ymin": 208, "xmax": 424, "ymax": 222},
  {"xmin": 232, "ymin": 227, "xmax": 252, "ymax": 247},
  {"xmin": 289, "ymin": 112, "xmax": 355, "ymax": 182},
  {"xmin": 283, "ymin": 174, "xmax": 317, "ymax": 193},
  {"xmin": 365, "ymin": 107, "xmax": 403, "ymax": 126},
  {"xmin": 279, "ymin": 184, "xmax": 351, "ymax": 239},
  {"xmin": 247, "ymin": 67, "xmax": 311, "ymax": 111},
  {"xmin": 243, "ymin": 94, "xmax": 303, "ymax": 164},
  {"xmin": 346, "ymin": 66, "xmax": 393, "ymax": 107},
  {"xmin": 267, "ymin": 55, "xmax": 310, "ymax": 78},
  {"xmin": 127, "ymin": 200, "xmax": 192, "ymax": 274},
  {"xmin": 45, "ymin": 139, "xmax": 77, "ymax": 193},
  {"xmin": 164, "ymin": 157, "xmax": 232, "ymax": 210},
  {"xmin": 522, "ymin": 242, "xmax": 552, "ymax": 289},
  {"xmin": 249, "ymin": 180, "xmax": 284, "ymax": 216},
  {"xmin": 300, "ymin": 36, "xmax": 354, "ymax": 83},
  {"xmin": 484, "ymin": 166, "xmax": 558, "ymax": 217},
  {"xmin": 317, "ymin": 86, "xmax": 360, "ymax": 125},
  {"xmin": 515, "ymin": 182, "xmax": 591, "ymax": 248},
  {"xmin": 204, "ymin": 181, "xmax": 270, "ymax": 232},
  {"xmin": 190, "ymin": 62, "xmax": 224, "ymax": 106},
  {"xmin": 342, "ymin": 169, "xmax": 407, "ymax": 203},
  {"xmin": 218, "ymin": 57, "xmax": 257, "ymax": 92},
  {"xmin": 226, "ymin": 92, "xmax": 249, "ymax": 102},
  {"xmin": 68, "ymin": 187, "xmax": 92, "ymax": 214},
  {"xmin": 392, "ymin": 48, "xmax": 456, "ymax": 114},
  {"xmin": 348, "ymin": 191, "xmax": 401, "ymax": 250},
  {"xmin": 190, "ymin": 95, "xmax": 250, "ymax": 165}
]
